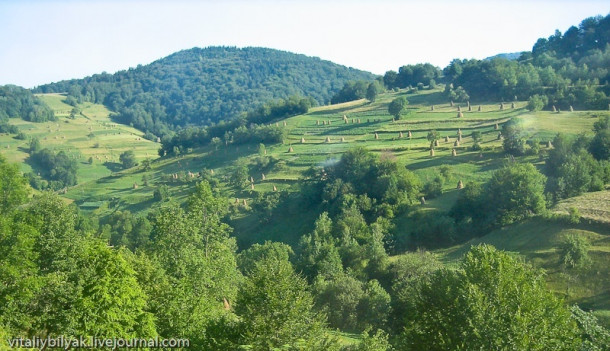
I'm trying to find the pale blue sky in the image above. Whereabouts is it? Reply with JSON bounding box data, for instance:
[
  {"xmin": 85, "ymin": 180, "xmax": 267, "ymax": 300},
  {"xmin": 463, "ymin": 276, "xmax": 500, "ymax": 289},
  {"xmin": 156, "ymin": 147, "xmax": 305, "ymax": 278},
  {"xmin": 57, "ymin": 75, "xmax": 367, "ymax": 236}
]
[{"xmin": 0, "ymin": 0, "xmax": 608, "ymax": 88}]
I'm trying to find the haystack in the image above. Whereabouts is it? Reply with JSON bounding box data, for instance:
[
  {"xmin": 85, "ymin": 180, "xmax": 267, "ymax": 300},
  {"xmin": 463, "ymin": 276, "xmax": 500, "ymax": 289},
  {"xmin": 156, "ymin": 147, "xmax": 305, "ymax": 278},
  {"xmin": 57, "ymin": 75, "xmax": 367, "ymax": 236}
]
[
  {"xmin": 325, "ymin": 137, "xmax": 331, "ymax": 143},
  {"xmin": 457, "ymin": 180, "xmax": 464, "ymax": 189},
  {"xmin": 445, "ymin": 136, "xmax": 449, "ymax": 142},
  {"xmin": 399, "ymin": 131, "xmax": 403, "ymax": 138},
  {"xmin": 341, "ymin": 137, "xmax": 345, "ymax": 142},
  {"xmin": 494, "ymin": 123, "xmax": 499, "ymax": 130},
  {"xmin": 452, "ymin": 149, "xmax": 457, "ymax": 156},
  {"xmin": 454, "ymin": 140, "xmax": 460, "ymax": 147},
  {"xmin": 500, "ymin": 103, "xmax": 504, "ymax": 110},
  {"xmin": 478, "ymin": 105, "xmax": 482, "ymax": 112},
  {"xmin": 273, "ymin": 185, "xmax": 277, "ymax": 191},
  {"xmin": 431, "ymin": 105, "xmax": 434, "ymax": 111},
  {"xmin": 420, "ymin": 197, "xmax": 426, "ymax": 204},
  {"xmin": 570, "ymin": 106, "xmax": 574, "ymax": 112},
  {"xmin": 301, "ymin": 137, "xmax": 305, "ymax": 143},
  {"xmin": 457, "ymin": 112, "xmax": 463, "ymax": 118},
  {"xmin": 430, "ymin": 149, "xmax": 435, "ymax": 156},
  {"xmin": 375, "ymin": 133, "xmax": 379, "ymax": 140},
  {"xmin": 288, "ymin": 147, "xmax": 293, "ymax": 152}
]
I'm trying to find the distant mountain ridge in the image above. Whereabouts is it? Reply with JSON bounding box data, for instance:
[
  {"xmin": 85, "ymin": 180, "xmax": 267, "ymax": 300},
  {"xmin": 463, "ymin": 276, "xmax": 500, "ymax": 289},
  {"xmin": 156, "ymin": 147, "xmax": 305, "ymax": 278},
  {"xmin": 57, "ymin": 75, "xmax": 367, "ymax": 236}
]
[{"xmin": 34, "ymin": 47, "xmax": 376, "ymax": 137}]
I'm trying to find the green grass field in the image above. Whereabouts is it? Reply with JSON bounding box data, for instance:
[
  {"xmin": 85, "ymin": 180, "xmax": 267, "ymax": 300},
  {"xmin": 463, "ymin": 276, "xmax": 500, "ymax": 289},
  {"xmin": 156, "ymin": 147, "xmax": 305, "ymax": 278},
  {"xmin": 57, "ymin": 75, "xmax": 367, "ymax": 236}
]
[{"xmin": 0, "ymin": 94, "xmax": 160, "ymax": 191}]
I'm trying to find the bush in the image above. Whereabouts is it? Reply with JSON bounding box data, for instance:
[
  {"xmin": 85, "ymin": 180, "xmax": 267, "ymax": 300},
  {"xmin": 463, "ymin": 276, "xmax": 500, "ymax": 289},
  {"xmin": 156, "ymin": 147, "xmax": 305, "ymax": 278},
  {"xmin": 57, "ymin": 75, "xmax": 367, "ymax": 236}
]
[
  {"xmin": 527, "ymin": 94, "xmax": 548, "ymax": 111},
  {"xmin": 153, "ymin": 185, "xmax": 170, "ymax": 202},
  {"xmin": 560, "ymin": 234, "xmax": 591, "ymax": 269}
]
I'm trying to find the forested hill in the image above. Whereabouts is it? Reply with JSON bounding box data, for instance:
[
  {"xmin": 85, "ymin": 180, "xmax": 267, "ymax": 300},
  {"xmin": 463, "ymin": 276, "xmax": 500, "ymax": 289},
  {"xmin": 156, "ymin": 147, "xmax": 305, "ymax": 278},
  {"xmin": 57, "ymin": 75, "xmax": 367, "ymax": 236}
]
[{"xmin": 34, "ymin": 47, "xmax": 376, "ymax": 137}]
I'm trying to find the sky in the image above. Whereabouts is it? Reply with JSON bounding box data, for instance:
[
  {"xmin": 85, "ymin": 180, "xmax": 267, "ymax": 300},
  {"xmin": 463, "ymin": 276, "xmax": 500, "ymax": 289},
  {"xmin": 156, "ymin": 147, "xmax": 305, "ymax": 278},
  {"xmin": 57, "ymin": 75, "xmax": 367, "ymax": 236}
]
[{"xmin": 0, "ymin": 0, "xmax": 608, "ymax": 88}]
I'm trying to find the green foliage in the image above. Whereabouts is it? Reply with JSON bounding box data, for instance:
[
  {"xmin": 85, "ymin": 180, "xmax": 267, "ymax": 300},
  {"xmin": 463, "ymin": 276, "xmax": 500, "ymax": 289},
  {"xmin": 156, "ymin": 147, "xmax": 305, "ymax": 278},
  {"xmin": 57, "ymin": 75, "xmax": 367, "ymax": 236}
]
[
  {"xmin": 590, "ymin": 116, "xmax": 610, "ymax": 160},
  {"xmin": 119, "ymin": 150, "xmax": 138, "ymax": 169},
  {"xmin": 401, "ymin": 244, "xmax": 581, "ymax": 350},
  {"xmin": 389, "ymin": 251, "xmax": 442, "ymax": 333},
  {"xmin": 0, "ymin": 85, "xmax": 55, "ymax": 122},
  {"xmin": 571, "ymin": 305, "xmax": 610, "ymax": 350},
  {"xmin": 388, "ymin": 97, "xmax": 408, "ymax": 119},
  {"xmin": 27, "ymin": 148, "xmax": 78, "ymax": 190},
  {"xmin": 422, "ymin": 176, "xmax": 443, "ymax": 199},
  {"xmin": 502, "ymin": 119, "xmax": 527, "ymax": 155},
  {"xmin": 0, "ymin": 155, "xmax": 30, "ymax": 215},
  {"xmin": 229, "ymin": 162, "xmax": 249, "ymax": 189},
  {"xmin": 527, "ymin": 94, "xmax": 549, "ymax": 111},
  {"xmin": 314, "ymin": 273, "xmax": 390, "ymax": 333},
  {"xmin": 487, "ymin": 163, "xmax": 546, "ymax": 225},
  {"xmin": 235, "ymin": 252, "xmax": 333, "ymax": 349},
  {"xmin": 332, "ymin": 80, "xmax": 370, "ymax": 104},
  {"xmin": 35, "ymin": 47, "xmax": 374, "ymax": 136},
  {"xmin": 346, "ymin": 329, "xmax": 393, "ymax": 351},
  {"xmin": 560, "ymin": 234, "xmax": 592, "ymax": 269},
  {"xmin": 366, "ymin": 82, "xmax": 381, "ymax": 102},
  {"xmin": 451, "ymin": 163, "xmax": 546, "ymax": 230},
  {"xmin": 28, "ymin": 137, "xmax": 41, "ymax": 154},
  {"xmin": 383, "ymin": 64, "xmax": 441, "ymax": 89},
  {"xmin": 153, "ymin": 185, "xmax": 169, "ymax": 202}
]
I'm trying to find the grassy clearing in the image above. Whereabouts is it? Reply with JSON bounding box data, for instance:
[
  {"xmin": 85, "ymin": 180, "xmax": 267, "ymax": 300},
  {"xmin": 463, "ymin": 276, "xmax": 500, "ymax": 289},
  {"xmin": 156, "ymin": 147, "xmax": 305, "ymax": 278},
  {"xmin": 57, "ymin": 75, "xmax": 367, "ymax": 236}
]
[{"xmin": 0, "ymin": 94, "xmax": 160, "ymax": 186}]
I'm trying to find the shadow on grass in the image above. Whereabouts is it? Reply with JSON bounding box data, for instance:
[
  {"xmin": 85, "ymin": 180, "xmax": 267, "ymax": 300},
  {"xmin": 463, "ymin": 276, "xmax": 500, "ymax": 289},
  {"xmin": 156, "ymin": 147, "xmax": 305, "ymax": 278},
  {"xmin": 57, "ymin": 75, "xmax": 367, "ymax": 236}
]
[{"xmin": 103, "ymin": 161, "xmax": 123, "ymax": 172}]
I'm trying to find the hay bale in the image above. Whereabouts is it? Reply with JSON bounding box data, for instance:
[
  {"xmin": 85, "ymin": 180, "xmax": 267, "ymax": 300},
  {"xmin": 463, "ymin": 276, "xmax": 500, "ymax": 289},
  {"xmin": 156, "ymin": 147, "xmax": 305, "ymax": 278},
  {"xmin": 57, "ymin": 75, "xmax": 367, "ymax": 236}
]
[
  {"xmin": 262, "ymin": 173, "xmax": 265, "ymax": 180},
  {"xmin": 243, "ymin": 199, "xmax": 247, "ymax": 206},
  {"xmin": 399, "ymin": 131, "xmax": 403, "ymax": 138},
  {"xmin": 478, "ymin": 105, "xmax": 482, "ymax": 112},
  {"xmin": 547, "ymin": 141, "xmax": 553, "ymax": 148},
  {"xmin": 408, "ymin": 131, "xmax": 412, "ymax": 138},
  {"xmin": 454, "ymin": 140, "xmax": 460, "ymax": 147},
  {"xmin": 452, "ymin": 149, "xmax": 457, "ymax": 156},
  {"xmin": 552, "ymin": 105, "xmax": 557, "ymax": 112},
  {"xmin": 250, "ymin": 176, "xmax": 254, "ymax": 183},
  {"xmin": 457, "ymin": 134, "xmax": 462, "ymax": 142},
  {"xmin": 457, "ymin": 105, "xmax": 461, "ymax": 112},
  {"xmin": 345, "ymin": 119, "xmax": 348, "ymax": 124},
  {"xmin": 430, "ymin": 149, "xmax": 435, "ymax": 156},
  {"xmin": 468, "ymin": 105, "xmax": 472, "ymax": 112},
  {"xmin": 570, "ymin": 105, "xmax": 574, "ymax": 112},
  {"xmin": 328, "ymin": 120, "xmax": 332, "ymax": 125},
  {"xmin": 357, "ymin": 119, "xmax": 361, "ymax": 123},
  {"xmin": 133, "ymin": 183, "xmax": 138, "ymax": 189},
  {"xmin": 301, "ymin": 137, "xmax": 305, "ymax": 143},
  {"xmin": 467, "ymin": 101, "xmax": 470, "ymax": 108},
  {"xmin": 288, "ymin": 147, "xmax": 294, "ymax": 153},
  {"xmin": 511, "ymin": 102, "xmax": 515, "ymax": 109},
  {"xmin": 374, "ymin": 133, "xmax": 379, "ymax": 140},
  {"xmin": 157, "ymin": 137, "xmax": 161, "ymax": 143},
  {"xmin": 434, "ymin": 140, "xmax": 439, "ymax": 147},
  {"xmin": 494, "ymin": 123, "xmax": 499, "ymax": 130},
  {"xmin": 458, "ymin": 128, "xmax": 462, "ymax": 135},
  {"xmin": 457, "ymin": 112, "xmax": 463, "ymax": 118},
  {"xmin": 450, "ymin": 101, "xmax": 454, "ymax": 107},
  {"xmin": 500, "ymin": 103, "xmax": 504, "ymax": 110},
  {"xmin": 251, "ymin": 183, "xmax": 255, "ymax": 190},
  {"xmin": 264, "ymin": 149, "xmax": 267, "ymax": 155},
  {"xmin": 497, "ymin": 133, "xmax": 503, "ymax": 140},
  {"xmin": 431, "ymin": 105, "xmax": 434, "ymax": 111},
  {"xmin": 445, "ymin": 136, "xmax": 449, "ymax": 142},
  {"xmin": 275, "ymin": 122, "xmax": 279, "ymax": 127},
  {"xmin": 352, "ymin": 119, "xmax": 355, "ymax": 123},
  {"xmin": 235, "ymin": 198, "xmax": 239, "ymax": 204},
  {"xmin": 457, "ymin": 180, "xmax": 464, "ymax": 189},
  {"xmin": 283, "ymin": 121, "xmax": 287, "ymax": 126},
  {"xmin": 341, "ymin": 137, "xmax": 345, "ymax": 142},
  {"xmin": 325, "ymin": 136, "xmax": 331, "ymax": 143},
  {"xmin": 223, "ymin": 297, "xmax": 231, "ymax": 311},
  {"xmin": 210, "ymin": 169, "xmax": 215, "ymax": 175},
  {"xmin": 420, "ymin": 197, "xmax": 426, "ymax": 205},
  {"xmin": 316, "ymin": 120, "xmax": 320, "ymax": 125},
  {"xmin": 273, "ymin": 185, "xmax": 277, "ymax": 191}
]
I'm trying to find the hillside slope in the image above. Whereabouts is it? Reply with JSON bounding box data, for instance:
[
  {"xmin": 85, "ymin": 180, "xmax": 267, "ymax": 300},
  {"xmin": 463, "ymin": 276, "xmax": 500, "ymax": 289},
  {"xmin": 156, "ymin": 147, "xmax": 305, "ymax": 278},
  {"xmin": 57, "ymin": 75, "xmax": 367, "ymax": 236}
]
[{"xmin": 34, "ymin": 47, "xmax": 376, "ymax": 136}]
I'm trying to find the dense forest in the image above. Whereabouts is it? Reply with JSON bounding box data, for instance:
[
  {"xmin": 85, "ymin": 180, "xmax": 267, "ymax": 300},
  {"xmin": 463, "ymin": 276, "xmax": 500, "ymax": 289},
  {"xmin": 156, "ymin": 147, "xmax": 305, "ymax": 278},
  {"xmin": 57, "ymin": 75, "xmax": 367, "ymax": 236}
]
[{"xmin": 33, "ymin": 47, "xmax": 375, "ymax": 137}]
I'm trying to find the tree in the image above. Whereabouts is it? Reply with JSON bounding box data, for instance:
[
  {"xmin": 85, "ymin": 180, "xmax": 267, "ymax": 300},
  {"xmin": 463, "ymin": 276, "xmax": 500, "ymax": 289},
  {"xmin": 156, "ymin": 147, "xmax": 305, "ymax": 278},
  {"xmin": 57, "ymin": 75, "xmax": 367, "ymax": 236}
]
[
  {"xmin": 589, "ymin": 116, "xmax": 610, "ymax": 160},
  {"xmin": 426, "ymin": 130, "xmax": 440, "ymax": 147},
  {"xmin": 229, "ymin": 163, "xmax": 248, "ymax": 189},
  {"xmin": 560, "ymin": 234, "xmax": 592, "ymax": 269},
  {"xmin": 366, "ymin": 82, "xmax": 380, "ymax": 102},
  {"xmin": 0, "ymin": 154, "xmax": 30, "ymax": 215},
  {"xmin": 527, "ymin": 94, "xmax": 548, "ymax": 111},
  {"xmin": 153, "ymin": 185, "xmax": 170, "ymax": 202},
  {"xmin": 236, "ymin": 254, "xmax": 334, "ymax": 349},
  {"xmin": 119, "ymin": 150, "xmax": 137, "ymax": 169},
  {"xmin": 401, "ymin": 244, "xmax": 581, "ymax": 350},
  {"xmin": 388, "ymin": 97, "xmax": 408, "ymax": 119},
  {"xmin": 502, "ymin": 118, "xmax": 527, "ymax": 155},
  {"xmin": 487, "ymin": 163, "xmax": 546, "ymax": 225}
]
